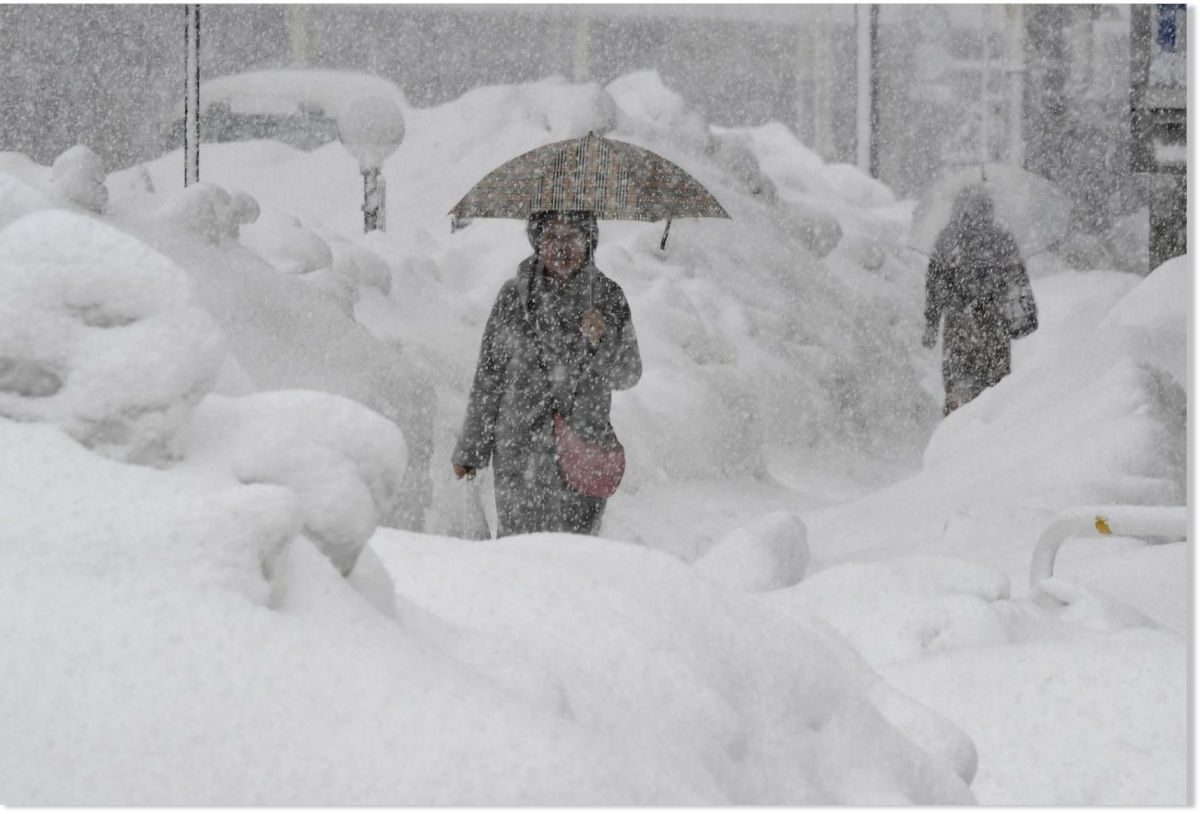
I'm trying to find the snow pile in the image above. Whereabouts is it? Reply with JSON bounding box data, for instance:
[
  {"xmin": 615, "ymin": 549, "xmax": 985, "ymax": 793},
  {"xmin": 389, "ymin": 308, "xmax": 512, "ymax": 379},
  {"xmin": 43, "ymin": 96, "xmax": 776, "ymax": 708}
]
[
  {"xmin": 183, "ymin": 392, "xmax": 408, "ymax": 575},
  {"xmin": 693, "ymin": 510, "xmax": 809, "ymax": 592},
  {"xmin": 771, "ymin": 556, "xmax": 1014, "ymax": 666},
  {"xmin": 0, "ymin": 201, "xmax": 408, "ymax": 572},
  {"xmin": 780, "ymin": 260, "xmax": 1189, "ymax": 805},
  {"xmin": 375, "ymin": 530, "xmax": 975, "ymax": 804},
  {"xmin": 0, "ymin": 210, "xmax": 225, "ymax": 464},
  {"xmin": 157, "ymin": 181, "xmax": 260, "ymax": 245},
  {"xmin": 104, "ymin": 176, "xmax": 434, "ymax": 530},
  {"xmin": 923, "ymin": 263, "xmax": 1186, "ymax": 507},
  {"xmin": 3, "ymin": 144, "xmax": 115, "ymax": 225},
  {"xmin": 0, "ymin": 426, "xmax": 975, "ymax": 805},
  {"xmin": 0, "ymin": 421, "xmax": 649, "ymax": 805},
  {"xmin": 769, "ymin": 551, "xmax": 1187, "ymax": 805},
  {"xmin": 0, "ymin": 171, "xmax": 54, "ymax": 229},
  {"xmin": 805, "ymin": 261, "xmax": 1187, "ymax": 579},
  {"xmin": 195, "ymin": 68, "xmax": 410, "ymax": 119},
  {"xmin": 50, "ymin": 144, "xmax": 108, "ymax": 213}
]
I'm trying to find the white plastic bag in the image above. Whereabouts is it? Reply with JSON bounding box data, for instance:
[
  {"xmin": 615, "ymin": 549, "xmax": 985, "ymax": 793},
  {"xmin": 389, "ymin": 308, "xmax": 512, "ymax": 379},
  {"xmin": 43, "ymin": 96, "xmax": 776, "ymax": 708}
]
[{"xmin": 441, "ymin": 477, "xmax": 491, "ymax": 540}]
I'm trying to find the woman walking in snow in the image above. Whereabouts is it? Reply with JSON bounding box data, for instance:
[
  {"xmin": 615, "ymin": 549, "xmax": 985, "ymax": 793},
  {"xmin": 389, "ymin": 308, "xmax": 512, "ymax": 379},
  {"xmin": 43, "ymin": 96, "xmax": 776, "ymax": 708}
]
[
  {"xmin": 922, "ymin": 186, "xmax": 1035, "ymax": 415},
  {"xmin": 452, "ymin": 210, "xmax": 642, "ymax": 537}
]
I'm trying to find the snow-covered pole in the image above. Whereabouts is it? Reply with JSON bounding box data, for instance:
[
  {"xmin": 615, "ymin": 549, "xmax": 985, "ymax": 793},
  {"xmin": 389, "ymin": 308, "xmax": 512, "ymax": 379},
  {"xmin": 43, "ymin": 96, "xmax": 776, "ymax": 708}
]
[
  {"xmin": 362, "ymin": 169, "xmax": 384, "ymax": 231},
  {"xmin": 184, "ymin": 4, "xmax": 200, "ymax": 187},
  {"xmin": 1029, "ymin": 505, "xmax": 1188, "ymax": 589},
  {"xmin": 338, "ymin": 95, "xmax": 405, "ymax": 233}
]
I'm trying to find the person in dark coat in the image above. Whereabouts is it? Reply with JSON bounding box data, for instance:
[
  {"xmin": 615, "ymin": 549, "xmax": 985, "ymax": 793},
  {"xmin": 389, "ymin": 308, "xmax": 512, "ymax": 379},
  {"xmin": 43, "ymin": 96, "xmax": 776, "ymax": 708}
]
[
  {"xmin": 452, "ymin": 210, "xmax": 642, "ymax": 537},
  {"xmin": 922, "ymin": 185, "xmax": 1032, "ymax": 415}
]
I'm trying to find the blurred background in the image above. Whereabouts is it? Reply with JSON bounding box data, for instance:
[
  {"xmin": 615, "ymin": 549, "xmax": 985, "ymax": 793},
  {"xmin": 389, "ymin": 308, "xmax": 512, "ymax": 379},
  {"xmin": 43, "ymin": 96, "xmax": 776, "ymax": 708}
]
[{"xmin": 0, "ymin": 4, "xmax": 1186, "ymax": 272}]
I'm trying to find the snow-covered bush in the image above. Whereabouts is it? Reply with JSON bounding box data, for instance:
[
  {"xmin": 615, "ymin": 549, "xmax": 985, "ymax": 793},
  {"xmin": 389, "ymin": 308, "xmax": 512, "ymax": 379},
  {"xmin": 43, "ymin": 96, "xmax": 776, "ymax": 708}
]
[
  {"xmin": 330, "ymin": 236, "xmax": 393, "ymax": 294},
  {"xmin": 239, "ymin": 207, "xmax": 332, "ymax": 274},
  {"xmin": 50, "ymin": 144, "xmax": 108, "ymax": 213},
  {"xmin": 706, "ymin": 129, "xmax": 777, "ymax": 202},
  {"xmin": 106, "ymin": 194, "xmax": 435, "ymax": 531},
  {"xmin": 780, "ymin": 198, "xmax": 843, "ymax": 257},
  {"xmin": 0, "ymin": 210, "xmax": 225, "ymax": 464},
  {"xmin": 771, "ymin": 555, "xmax": 1015, "ymax": 666},
  {"xmin": 380, "ymin": 531, "xmax": 976, "ymax": 804},
  {"xmin": 448, "ymin": 76, "xmax": 617, "ymax": 147},
  {"xmin": 693, "ymin": 510, "xmax": 809, "ymax": 592},
  {"xmin": 185, "ymin": 391, "xmax": 407, "ymax": 575},
  {"xmin": 0, "ymin": 172, "xmax": 53, "ymax": 231},
  {"xmin": 607, "ymin": 71, "xmax": 711, "ymax": 156},
  {"xmin": 159, "ymin": 181, "xmax": 260, "ymax": 244}
]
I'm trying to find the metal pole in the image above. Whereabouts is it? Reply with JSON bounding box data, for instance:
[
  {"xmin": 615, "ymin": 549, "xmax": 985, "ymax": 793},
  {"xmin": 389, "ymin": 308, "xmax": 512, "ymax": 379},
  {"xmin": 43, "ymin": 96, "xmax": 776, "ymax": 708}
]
[
  {"xmin": 572, "ymin": 13, "xmax": 590, "ymax": 82},
  {"xmin": 1004, "ymin": 5, "xmax": 1025, "ymax": 167},
  {"xmin": 184, "ymin": 4, "xmax": 200, "ymax": 186},
  {"xmin": 868, "ymin": 3, "xmax": 880, "ymax": 178},
  {"xmin": 290, "ymin": 4, "xmax": 310, "ymax": 67},
  {"xmin": 980, "ymin": 5, "xmax": 990, "ymax": 167},
  {"xmin": 793, "ymin": 22, "xmax": 812, "ymax": 148},
  {"xmin": 362, "ymin": 167, "xmax": 382, "ymax": 233},
  {"xmin": 855, "ymin": 4, "xmax": 872, "ymax": 172}
]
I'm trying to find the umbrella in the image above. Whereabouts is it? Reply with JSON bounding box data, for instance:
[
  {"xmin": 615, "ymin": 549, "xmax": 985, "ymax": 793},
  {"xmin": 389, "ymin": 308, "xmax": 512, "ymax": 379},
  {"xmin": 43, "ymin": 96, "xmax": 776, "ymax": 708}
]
[
  {"xmin": 907, "ymin": 163, "xmax": 1071, "ymax": 259},
  {"xmin": 449, "ymin": 131, "xmax": 729, "ymax": 248}
]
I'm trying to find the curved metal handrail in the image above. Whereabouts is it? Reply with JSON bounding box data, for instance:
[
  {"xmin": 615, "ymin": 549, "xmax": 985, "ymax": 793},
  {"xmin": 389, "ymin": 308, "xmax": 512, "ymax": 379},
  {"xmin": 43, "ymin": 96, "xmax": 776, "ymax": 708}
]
[{"xmin": 1029, "ymin": 505, "xmax": 1189, "ymax": 589}]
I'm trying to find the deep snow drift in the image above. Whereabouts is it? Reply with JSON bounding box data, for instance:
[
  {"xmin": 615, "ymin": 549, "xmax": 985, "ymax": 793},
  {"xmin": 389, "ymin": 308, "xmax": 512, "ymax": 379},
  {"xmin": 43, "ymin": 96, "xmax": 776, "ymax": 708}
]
[{"xmin": 0, "ymin": 72, "xmax": 1187, "ymax": 804}]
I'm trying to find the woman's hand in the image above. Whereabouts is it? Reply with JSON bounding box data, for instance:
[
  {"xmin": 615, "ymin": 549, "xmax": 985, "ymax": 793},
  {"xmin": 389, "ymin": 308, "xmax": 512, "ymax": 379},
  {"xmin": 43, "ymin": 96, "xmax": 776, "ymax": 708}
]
[
  {"xmin": 581, "ymin": 308, "xmax": 606, "ymax": 343},
  {"xmin": 921, "ymin": 324, "xmax": 938, "ymax": 349},
  {"xmin": 453, "ymin": 464, "xmax": 477, "ymax": 480}
]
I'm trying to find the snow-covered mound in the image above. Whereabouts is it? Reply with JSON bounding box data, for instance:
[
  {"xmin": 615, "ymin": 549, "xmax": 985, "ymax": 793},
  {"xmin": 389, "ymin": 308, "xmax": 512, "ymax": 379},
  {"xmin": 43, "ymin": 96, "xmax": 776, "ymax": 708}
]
[
  {"xmin": 108, "ymin": 180, "xmax": 435, "ymax": 530},
  {"xmin": 771, "ymin": 549, "xmax": 1185, "ymax": 805},
  {"xmin": 0, "ymin": 210, "xmax": 225, "ymax": 464},
  {"xmin": 186, "ymin": 68, "xmax": 410, "ymax": 119},
  {"xmin": 805, "ymin": 259, "xmax": 1187, "ymax": 582},
  {"xmin": 779, "ymin": 258, "xmax": 1189, "ymax": 804},
  {"xmin": 0, "ymin": 412, "xmax": 975, "ymax": 804}
]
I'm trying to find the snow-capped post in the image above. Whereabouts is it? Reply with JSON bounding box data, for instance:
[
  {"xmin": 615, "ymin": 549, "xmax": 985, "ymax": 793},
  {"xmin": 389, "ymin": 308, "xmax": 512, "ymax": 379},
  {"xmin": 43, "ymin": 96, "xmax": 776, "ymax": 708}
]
[
  {"xmin": 183, "ymin": 4, "xmax": 201, "ymax": 186},
  {"xmin": 337, "ymin": 95, "xmax": 405, "ymax": 233}
]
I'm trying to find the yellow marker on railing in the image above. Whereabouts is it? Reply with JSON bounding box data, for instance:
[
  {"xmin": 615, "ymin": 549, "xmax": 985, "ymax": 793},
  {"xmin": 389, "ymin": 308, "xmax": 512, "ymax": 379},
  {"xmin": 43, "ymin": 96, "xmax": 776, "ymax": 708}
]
[{"xmin": 1031, "ymin": 506, "xmax": 1187, "ymax": 588}]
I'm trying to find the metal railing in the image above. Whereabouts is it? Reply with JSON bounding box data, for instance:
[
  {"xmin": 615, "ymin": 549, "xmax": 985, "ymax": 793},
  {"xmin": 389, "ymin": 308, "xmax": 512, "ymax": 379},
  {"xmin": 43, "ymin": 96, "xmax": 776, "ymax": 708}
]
[{"xmin": 1029, "ymin": 505, "xmax": 1188, "ymax": 589}]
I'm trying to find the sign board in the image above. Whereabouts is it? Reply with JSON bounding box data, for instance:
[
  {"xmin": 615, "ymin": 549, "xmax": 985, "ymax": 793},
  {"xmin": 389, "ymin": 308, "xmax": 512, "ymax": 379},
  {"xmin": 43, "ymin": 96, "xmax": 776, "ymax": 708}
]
[{"xmin": 1131, "ymin": 4, "xmax": 1187, "ymax": 175}]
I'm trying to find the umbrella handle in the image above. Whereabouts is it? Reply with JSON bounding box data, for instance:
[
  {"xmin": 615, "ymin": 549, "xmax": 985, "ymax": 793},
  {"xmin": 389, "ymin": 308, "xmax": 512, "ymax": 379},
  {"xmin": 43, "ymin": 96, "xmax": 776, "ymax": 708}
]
[{"xmin": 659, "ymin": 219, "xmax": 672, "ymax": 251}]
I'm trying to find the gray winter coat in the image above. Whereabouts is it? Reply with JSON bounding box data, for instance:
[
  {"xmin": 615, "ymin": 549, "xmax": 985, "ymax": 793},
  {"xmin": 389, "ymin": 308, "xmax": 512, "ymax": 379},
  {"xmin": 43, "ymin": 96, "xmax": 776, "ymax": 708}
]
[
  {"xmin": 925, "ymin": 189, "xmax": 1027, "ymax": 413},
  {"xmin": 453, "ymin": 255, "xmax": 641, "ymax": 535}
]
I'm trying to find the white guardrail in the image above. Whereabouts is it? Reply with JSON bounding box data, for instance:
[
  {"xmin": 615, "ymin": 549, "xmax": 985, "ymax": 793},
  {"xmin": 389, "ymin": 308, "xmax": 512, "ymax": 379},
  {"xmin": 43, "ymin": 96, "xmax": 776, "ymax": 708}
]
[{"xmin": 1030, "ymin": 505, "xmax": 1189, "ymax": 589}]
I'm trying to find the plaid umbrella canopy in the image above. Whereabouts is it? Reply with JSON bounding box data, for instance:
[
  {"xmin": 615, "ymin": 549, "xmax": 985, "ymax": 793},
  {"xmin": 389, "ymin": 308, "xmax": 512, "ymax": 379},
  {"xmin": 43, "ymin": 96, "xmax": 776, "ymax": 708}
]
[{"xmin": 449, "ymin": 131, "xmax": 729, "ymax": 245}]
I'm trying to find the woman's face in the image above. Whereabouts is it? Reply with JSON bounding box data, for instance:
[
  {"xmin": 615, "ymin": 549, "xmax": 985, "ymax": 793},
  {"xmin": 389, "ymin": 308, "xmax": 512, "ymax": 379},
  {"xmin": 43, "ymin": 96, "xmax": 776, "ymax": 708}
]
[{"xmin": 540, "ymin": 222, "xmax": 587, "ymax": 281}]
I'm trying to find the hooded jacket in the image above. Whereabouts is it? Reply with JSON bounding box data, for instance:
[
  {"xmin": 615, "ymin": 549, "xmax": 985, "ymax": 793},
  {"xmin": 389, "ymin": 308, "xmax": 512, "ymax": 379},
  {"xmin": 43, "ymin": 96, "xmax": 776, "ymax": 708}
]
[
  {"xmin": 452, "ymin": 245, "xmax": 641, "ymax": 481},
  {"xmin": 925, "ymin": 187, "xmax": 1025, "ymax": 328}
]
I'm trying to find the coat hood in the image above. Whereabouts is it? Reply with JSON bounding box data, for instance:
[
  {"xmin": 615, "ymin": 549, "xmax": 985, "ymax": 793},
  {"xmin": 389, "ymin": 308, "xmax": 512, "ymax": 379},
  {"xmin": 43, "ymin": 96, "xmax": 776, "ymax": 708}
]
[{"xmin": 525, "ymin": 210, "xmax": 599, "ymax": 253}]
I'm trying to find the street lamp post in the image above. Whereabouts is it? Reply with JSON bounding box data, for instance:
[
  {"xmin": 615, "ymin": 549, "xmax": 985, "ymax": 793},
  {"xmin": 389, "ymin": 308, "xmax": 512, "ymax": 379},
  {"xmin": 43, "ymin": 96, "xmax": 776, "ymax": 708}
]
[
  {"xmin": 183, "ymin": 4, "xmax": 200, "ymax": 186},
  {"xmin": 337, "ymin": 95, "xmax": 406, "ymax": 233}
]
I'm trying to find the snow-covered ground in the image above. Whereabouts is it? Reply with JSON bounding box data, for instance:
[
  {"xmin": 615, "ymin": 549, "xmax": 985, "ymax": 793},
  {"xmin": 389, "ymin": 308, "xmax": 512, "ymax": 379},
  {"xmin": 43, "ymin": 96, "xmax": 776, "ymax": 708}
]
[{"xmin": 0, "ymin": 73, "xmax": 1188, "ymax": 805}]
